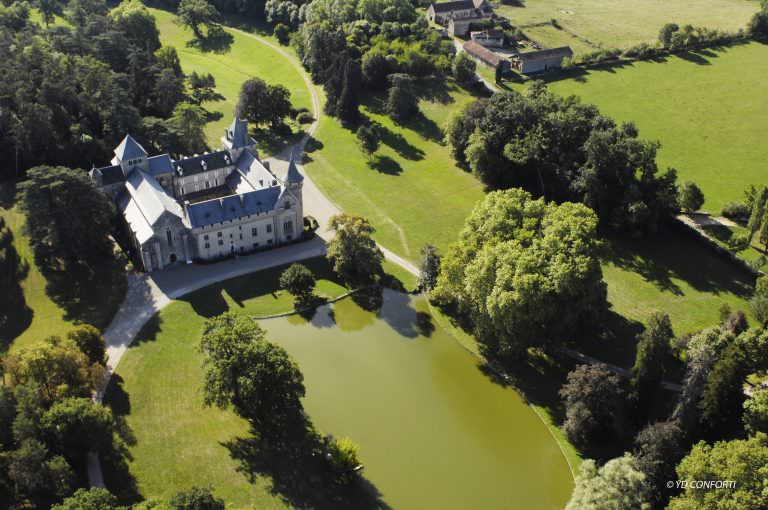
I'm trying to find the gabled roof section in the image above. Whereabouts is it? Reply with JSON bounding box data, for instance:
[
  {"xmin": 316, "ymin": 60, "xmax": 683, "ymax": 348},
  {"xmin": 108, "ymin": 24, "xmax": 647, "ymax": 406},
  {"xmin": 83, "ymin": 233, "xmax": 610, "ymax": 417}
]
[
  {"xmin": 463, "ymin": 40, "xmax": 504, "ymax": 67},
  {"xmin": 431, "ymin": 0, "xmax": 475, "ymax": 12},
  {"xmin": 95, "ymin": 165, "xmax": 126, "ymax": 185},
  {"xmin": 147, "ymin": 154, "xmax": 174, "ymax": 177},
  {"xmin": 285, "ymin": 158, "xmax": 304, "ymax": 184},
  {"xmin": 124, "ymin": 168, "xmax": 183, "ymax": 226},
  {"xmin": 225, "ymin": 118, "xmax": 255, "ymax": 149},
  {"xmin": 176, "ymin": 151, "xmax": 232, "ymax": 177},
  {"xmin": 114, "ymin": 135, "xmax": 148, "ymax": 161},
  {"xmin": 186, "ymin": 187, "xmax": 281, "ymax": 228},
  {"xmin": 518, "ymin": 46, "xmax": 573, "ymax": 62},
  {"xmin": 234, "ymin": 150, "xmax": 277, "ymax": 188}
]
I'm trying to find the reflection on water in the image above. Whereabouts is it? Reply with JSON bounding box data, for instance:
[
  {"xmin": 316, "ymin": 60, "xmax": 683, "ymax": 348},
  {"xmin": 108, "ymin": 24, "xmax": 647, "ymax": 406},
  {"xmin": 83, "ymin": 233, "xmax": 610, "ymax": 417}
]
[{"xmin": 259, "ymin": 289, "xmax": 573, "ymax": 510}]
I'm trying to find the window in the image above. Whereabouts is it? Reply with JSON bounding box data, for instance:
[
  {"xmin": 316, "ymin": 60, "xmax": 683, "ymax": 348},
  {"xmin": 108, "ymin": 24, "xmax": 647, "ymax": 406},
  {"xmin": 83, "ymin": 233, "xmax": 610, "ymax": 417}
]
[
  {"xmin": 253, "ymin": 242, "xmax": 259, "ymax": 248},
  {"xmin": 217, "ymin": 232, "xmax": 223, "ymax": 237},
  {"xmin": 251, "ymin": 227, "xmax": 258, "ymax": 236},
  {"xmin": 267, "ymin": 239, "xmax": 273, "ymax": 244},
  {"xmin": 283, "ymin": 221, "xmax": 293, "ymax": 234},
  {"xmin": 214, "ymin": 178, "xmax": 219, "ymax": 186},
  {"xmin": 266, "ymin": 224, "xmax": 272, "ymax": 233},
  {"xmin": 284, "ymin": 201, "xmax": 291, "ymax": 209},
  {"xmin": 239, "ymin": 234, "xmax": 243, "ymax": 240},
  {"xmin": 204, "ymin": 234, "xmax": 209, "ymax": 240},
  {"xmin": 287, "ymin": 234, "xmax": 292, "ymax": 241},
  {"xmin": 180, "ymin": 186, "xmax": 185, "ymax": 195},
  {"xmin": 229, "ymin": 233, "xmax": 233, "ymax": 238},
  {"xmin": 204, "ymin": 242, "xmax": 210, "ymax": 249},
  {"xmin": 166, "ymin": 229, "xmax": 173, "ymax": 247},
  {"xmin": 205, "ymin": 181, "xmax": 210, "ymax": 189},
  {"xmin": 218, "ymin": 240, "xmax": 223, "ymax": 246},
  {"xmin": 240, "ymin": 246, "xmax": 244, "ymax": 252}
]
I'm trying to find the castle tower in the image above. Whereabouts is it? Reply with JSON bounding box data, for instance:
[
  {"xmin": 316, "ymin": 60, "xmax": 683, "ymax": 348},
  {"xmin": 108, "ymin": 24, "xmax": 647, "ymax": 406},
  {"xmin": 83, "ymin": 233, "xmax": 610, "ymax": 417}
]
[
  {"xmin": 112, "ymin": 134, "xmax": 149, "ymax": 175},
  {"xmin": 284, "ymin": 156, "xmax": 304, "ymax": 203},
  {"xmin": 221, "ymin": 117, "xmax": 256, "ymax": 162}
]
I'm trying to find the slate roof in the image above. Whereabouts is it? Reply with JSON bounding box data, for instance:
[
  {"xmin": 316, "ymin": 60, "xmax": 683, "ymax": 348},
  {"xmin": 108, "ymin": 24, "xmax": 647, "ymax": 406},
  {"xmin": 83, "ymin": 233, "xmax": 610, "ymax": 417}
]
[
  {"xmin": 186, "ymin": 187, "xmax": 282, "ymax": 228},
  {"xmin": 234, "ymin": 150, "xmax": 277, "ymax": 188},
  {"xmin": 431, "ymin": 0, "xmax": 475, "ymax": 12},
  {"xmin": 463, "ymin": 40, "xmax": 504, "ymax": 67},
  {"xmin": 147, "ymin": 154, "xmax": 174, "ymax": 177},
  {"xmin": 226, "ymin": 169, "xmax": 257, "ymax": 194},
  {"xmin": 118, "ymin": 169, "xmax": 183, "ymax": 244},
  {"xmin": 285, "ymin": 158, "xmax": 304, "ymax": 183},
  {"xmin": 518, "ymin": 46, "xmax": 573, "ymax": 62},
  {"xmin": 114, "ymin": 135, "xmax": 148, "ymax": 161},
  {"xmin": 175, "ymin": 151, "xmax": 232, "ymax": 177},
  {"xmin": 224, "ymin": 118, "xmax": 254, "ymax": 149},
  {"xmin": 97, "ymin": 165, "xmax": 126, "ymax": 185}
]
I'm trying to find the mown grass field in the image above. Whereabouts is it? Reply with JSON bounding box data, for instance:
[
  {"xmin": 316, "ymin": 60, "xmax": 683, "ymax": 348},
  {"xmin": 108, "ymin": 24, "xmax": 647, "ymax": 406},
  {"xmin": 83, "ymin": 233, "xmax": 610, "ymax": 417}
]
[
  {"xmin": 537, "ymin": 42, "xmax": 768, "ymax": 215},
  {"xmin": 148, "ymin": 8, "xmax": 311, "ymax": 147},
  {"xmin": 496, "ymin": 0, "xmax": 760, "ymax": 50}
]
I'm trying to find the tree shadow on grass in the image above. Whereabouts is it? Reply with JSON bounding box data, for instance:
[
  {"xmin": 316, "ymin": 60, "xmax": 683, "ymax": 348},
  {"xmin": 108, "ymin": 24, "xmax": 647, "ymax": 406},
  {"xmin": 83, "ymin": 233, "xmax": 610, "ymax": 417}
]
[
  {"xmin": 186, "ymin": 25, "xmax": 234, "ymax": 54},
  {"xmin": 41, "ymin": 254, "xmax": 127, "ymax": 329},
  {"xmin": 369, "ymin": 121, "xmax": 425, "ymax": 161},
  {"xmin": 0, "ymin": 224, "xmax": 32, "ymax": 350},
  {"xmin": 368, "ymin": 154, "xmax": 402, "ymax": 175},
  {"xmin": 602, "ymin": 229, "xmax": 755, "ymax": 298},
  {"xmin": 224, "ymin": 414, "xmax": 389, "ymax": 510},
  {"xmin": 102, "ymin": 374, "xmax": 142, "ymax": 505},
  {"xmin": 676, "ymin": 50, "xmax": 712, "ymax": 65}
]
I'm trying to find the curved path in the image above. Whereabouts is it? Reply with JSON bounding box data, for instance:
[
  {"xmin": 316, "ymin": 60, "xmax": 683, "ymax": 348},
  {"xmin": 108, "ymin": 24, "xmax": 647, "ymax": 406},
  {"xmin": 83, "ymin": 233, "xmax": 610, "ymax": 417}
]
[{"xmin": 87, "ymin": 27, "xmax": 417, "ymax": 488}]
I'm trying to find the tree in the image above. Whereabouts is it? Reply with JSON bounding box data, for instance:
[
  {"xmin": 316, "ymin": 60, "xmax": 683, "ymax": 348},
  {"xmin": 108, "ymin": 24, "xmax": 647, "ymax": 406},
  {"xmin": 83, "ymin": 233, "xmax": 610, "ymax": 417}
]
[
  {"xmin": 326, "ymin": 214, "xmax": 384, "ymax": 282},
  {"xmin": 0, "ymin": 217, "xmax": 31, "ymax": 347},
  {"xmin": 41, "ymin": 398, "xmax": 118, "ymax": 463},
  {"xmin": 326, "ymin": 436, "xmax": 361, "ymax": 484},
  {"xmin": 176, "ymin": 0, "xmax": 219, "ymax": 39},
  {"xmin": 698, "ymin": 341, "xmax": 751, "ymax": 436},
  {"xmin": 110, "ymin": 0, "xmax": 161, "ymax": 53},
  {"xmin": 66, "ymin": 325, "xmax": 107, "ymax": 365},
  {"xmin": 433, "ymin": 189, "xmax": 607, "ymax": 356},
  {"xmin": 633, "ymin": 421, "xmax": 684, "ymax": 509},
  {"xmin": 565, "ymin": 454, "xmax": 650, "ymax": 510},
  {"xmin": 678, "ymin": 180, "xmax": 704, "ymax": 212},
  {"xmin": 722, "ymin": 309, "xmax": 748, "ymax": 335},
  {"xmin": 749, "ymin": 1, "xmax": 768, "ymax": 37},
  {"xmin": 630, "ymin": 311, "xmax": 673, "ymax": 413},
  {"xmin": 169, "ymin": 102, "xmax": 208, "ymax": 155},
  {"xmin": 361, "ymin": 50, "xmax": 389, "ymax": 88},
  {"xmin": 452, "ymin": 52, "xmax": 476, "ymax": 85},
  {"xmin": 279, "ymin": 263, "xmax": 316, "ymax": 303},
  {"xmin": 752, "ymin": 275, "xmax": 768, "ymax": 325},
  {"xmin": 274, "ymin": 23, "xmax": 290, "ymax": 45},
  {"xmin": 356, "ymin": 125, "xmax": 379, "ymax": 159},
  {"xmin": 187, "ymin": 72, "xmax": 222, "ymax": 106},
  {"xmin": 200, "ymin": 313, "xmax": 305, "ymax": 423},
  {"xmin": 386, "ymin": 73, "xmax": 418, "ymax": 122},
  {"xmin": 9, "ymin": 439, "xmax": 74, "ymax": 501},
  {"xmin": 170, "ymin": 486, "xmax": 225, "ymax": 510},
  {"xmin": 668, "ymin": 433, "xmax": 768, "ymax": 510},
  {"xmin": 52, "ymin": 488, "xmax": 120, "ymax": 510},
  {"xmin": 560, "ymin": 364, "xmax": 627, "ymax": 449},
  {"xmin": 658, "ymin": 22, "xmax": 680, "ymax": 47},
  {"xmin": 2, "ymin": 336, "xmax": 104, "ymax": 404},
  {"xmin": 235, "ymin": 78, "xmax": 292, "ymax": 128},
  {"xmin": 17, "ymin": 166, "xmax": 115, "ymax": 272},
  {"xmin": 334, "ymin": 58, "xmax": 362, "ymax": 123},
  {"xmin": 443, "ymin": 99, "xmax": 487, "ymax": 165},
  {"xmin": 744, "ymin": 387, "xmax": 768, "ymax": 435},
  {"xmin": 37, "ymin": 0, "xmax": 62, "ymax": 27},
  {"xmin": 417, "ymin": 243, "xmax": 441, "ymax": 292},
  {"xmin": 153, "ymin": 68, "xmax": 187, "ymax": 118}
]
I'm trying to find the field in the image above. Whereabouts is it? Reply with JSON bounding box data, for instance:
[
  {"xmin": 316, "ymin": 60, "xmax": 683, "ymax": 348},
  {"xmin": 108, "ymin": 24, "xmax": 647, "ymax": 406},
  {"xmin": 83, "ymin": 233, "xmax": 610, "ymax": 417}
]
[
  {"xmin": 519, "ymin": 23, "xmax": 598, "ymax": 54},
  {"xmin": 495, "ymin": 0, "xmax": 760, "ymax": 50},
  {"xmin": 536, "ymin": 42, "xmax": 768, "ymax": 215},
  {"xmin": 149, "ymin": 8, "xmax": 312, "ymax": 148},
  {"xmin": 103, "ymin": 258, "xmax": 351, "ymax": 507},
  {"xmin": 0, "ymin": 183, "xmax": 125, "ymax": 352}
]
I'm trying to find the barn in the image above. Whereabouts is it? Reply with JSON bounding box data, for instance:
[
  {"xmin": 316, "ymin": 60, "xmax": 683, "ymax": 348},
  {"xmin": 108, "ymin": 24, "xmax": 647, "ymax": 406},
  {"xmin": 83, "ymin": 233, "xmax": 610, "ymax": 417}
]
[{"xmin": 514, "ymin": 46, "xmax": 573, "ymax": 74}]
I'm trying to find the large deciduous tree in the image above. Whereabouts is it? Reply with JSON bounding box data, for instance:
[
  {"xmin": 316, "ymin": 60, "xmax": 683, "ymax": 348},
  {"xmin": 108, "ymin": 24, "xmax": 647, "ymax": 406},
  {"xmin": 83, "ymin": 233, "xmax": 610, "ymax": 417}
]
[
  {"xmin": 417, "ymin": 243, "xmax": 441, "ymax": 292},
  {"xmin": 17, "ymin": 166, "xmax": 115, "ymax": 272},
  {"xmin": 744, "ymin": 387, "xmax": 768, "ymax": 436},
  {"xmin": 200, "ymin": 313, "xmax": 305, "ymax": 424},
  {"xmin": 630, "ymin": 311, "xmax": 674, "ymax": 413},
  {"xmin": 279, "ymin": 263, "xmax": 316, "ymax": 303},
  {"xmin": 170, "ymin": 486, "xmax": 226, "ymax": 510},
  {"xmin": 668, "ymin": 433, "xmax": 768, "ymax": 510},
  {"xmin": 386, "ymin": 73, "xmax": 418, "ymax": 122},
  {"xmin": 560, "ymin": 364, "xmax": 627, "ymax": 450},
  {"xmin": 326, "ymin": 214, "xmax": 384, "ymax": 282},
  {"xmin": 235, "ymin": 77, "xmax": 292, "ymax": 128},
  {"xmin": 176, "ymin": 0, "xmax": 219, "ymax": 39},
  {"xmin": 434, "ymin": 188, "xmax": 606, "ymax": 356},
  {"xmin": 565, "ymin": 454, "xmax": 650, "ymax": 510}
]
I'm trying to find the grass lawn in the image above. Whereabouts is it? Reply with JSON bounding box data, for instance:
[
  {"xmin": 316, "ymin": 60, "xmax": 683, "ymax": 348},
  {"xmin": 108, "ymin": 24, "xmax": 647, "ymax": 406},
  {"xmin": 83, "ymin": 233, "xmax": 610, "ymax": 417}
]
[
  {"xmin": 520, "ymin": 23, "xmax": 598, "ymax": 55},
  {"xmin": 495, "ymin": 0, "xmax": 760, "ymax": 50},
  {"xmin": 147, "ymin": 7, "xmax": 311, "ymax": 149},
  {"xmin": 534, "ymin": 42, "xmax": 768, "ymax": 215},
  {"xmin": 0, "ymin": 182, "xmax": 125, "ymax": 353},
  {"xmin": 305, "ymin": 78, "xmax": 486, "ymax": 261},
  {"xmin": 102, "ymin": 257, "xmax": 410, "ymax": 506}
]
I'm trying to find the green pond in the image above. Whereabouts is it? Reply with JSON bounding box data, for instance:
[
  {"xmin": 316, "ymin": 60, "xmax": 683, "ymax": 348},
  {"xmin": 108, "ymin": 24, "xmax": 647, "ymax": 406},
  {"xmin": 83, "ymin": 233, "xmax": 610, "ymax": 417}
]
[{"xmin": 259, "ymin": 289, "xmax": 573, "ymax": 509}]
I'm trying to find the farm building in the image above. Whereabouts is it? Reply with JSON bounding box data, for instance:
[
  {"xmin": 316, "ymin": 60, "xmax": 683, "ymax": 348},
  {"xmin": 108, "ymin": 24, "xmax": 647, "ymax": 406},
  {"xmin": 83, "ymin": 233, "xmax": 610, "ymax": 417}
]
[
  {"xmin": 463, "ymin": 40, "xmax": 511, "ymax": 73},
  {"xmin": 471, "ymin": 29, "xmax": 504, "ymax": 47},
  {"xmin": 514, "ymin": 46, "xmax": 573, "ymax": 74},
  {"xmin": 426, "ymin": 0, "xmax": 490, "ymax": 25},
  {"xmin": 448, "ymin": 16, "xmax": 487, "ymax": 37}
]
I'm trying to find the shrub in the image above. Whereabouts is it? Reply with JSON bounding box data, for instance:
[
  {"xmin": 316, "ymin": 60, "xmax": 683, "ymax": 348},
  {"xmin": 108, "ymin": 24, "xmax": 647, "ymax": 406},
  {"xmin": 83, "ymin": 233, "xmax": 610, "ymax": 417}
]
[
  {"xmin": 721, "ymin": 201, "xmax": 750, "ymax": 222},
  {"xmin": 727, "ymin": 234, "xmax": 750, "ymax": 253},
  {"xmin": 452, "ymin": 52, "xmax": 476, "ymax": 85},
  {"xmin": 678, "ymin": 180, "xmax": 705, "ymax": 212},
  {"xmin": 326, "ymin": 436, "xmax": 360, "ymax": 483},
  {"xmin": 279, "ymin": 263, "xmax": 316, "ymax": 302},
  {"xmin": 296, "ymin": 111, "xmax": 314, "ymax": 124},
  {"xmin": 274, "ymin": 23, "xmax": 290, "ymax": 45}
]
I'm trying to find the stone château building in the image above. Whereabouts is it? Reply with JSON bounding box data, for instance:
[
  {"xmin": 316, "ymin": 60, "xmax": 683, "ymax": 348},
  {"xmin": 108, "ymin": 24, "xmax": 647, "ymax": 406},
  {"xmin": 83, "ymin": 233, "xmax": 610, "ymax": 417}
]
[{"xmin": 90, "ymin": 117, "xmax": 304, "ymax": 272}]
